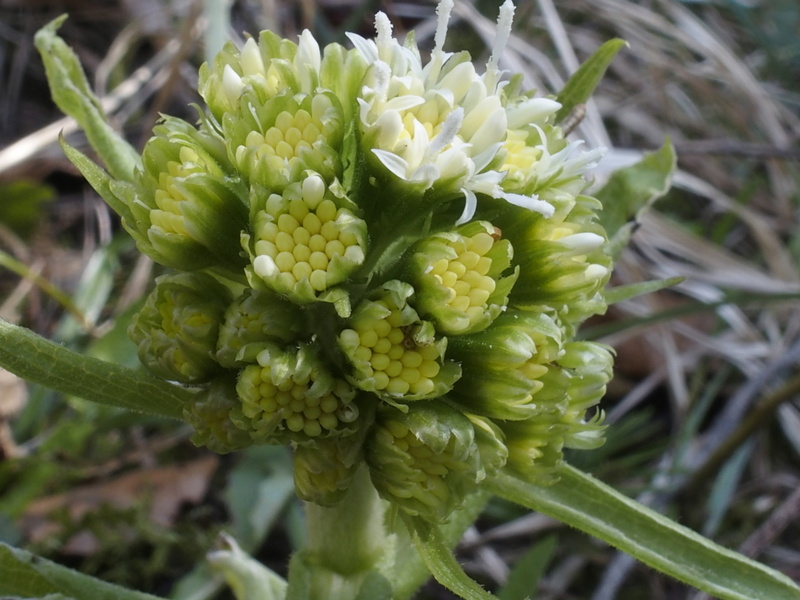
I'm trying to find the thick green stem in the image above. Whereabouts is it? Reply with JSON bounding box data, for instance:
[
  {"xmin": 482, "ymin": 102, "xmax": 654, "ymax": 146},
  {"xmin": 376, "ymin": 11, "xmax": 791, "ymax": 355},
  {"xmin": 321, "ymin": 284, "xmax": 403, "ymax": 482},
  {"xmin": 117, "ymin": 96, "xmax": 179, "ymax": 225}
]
[{"xmin": 304, "ymin": 466, "xmax": 389, "ymax": 576}]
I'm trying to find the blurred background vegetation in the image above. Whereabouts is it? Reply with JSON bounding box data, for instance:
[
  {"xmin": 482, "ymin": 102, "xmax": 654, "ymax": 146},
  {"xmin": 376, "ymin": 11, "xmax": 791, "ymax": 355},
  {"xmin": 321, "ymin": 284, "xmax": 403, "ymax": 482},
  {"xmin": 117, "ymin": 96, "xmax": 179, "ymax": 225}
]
[{"xmin": 0, "ymin": 0, "xmax": 798, "ymax": 598}]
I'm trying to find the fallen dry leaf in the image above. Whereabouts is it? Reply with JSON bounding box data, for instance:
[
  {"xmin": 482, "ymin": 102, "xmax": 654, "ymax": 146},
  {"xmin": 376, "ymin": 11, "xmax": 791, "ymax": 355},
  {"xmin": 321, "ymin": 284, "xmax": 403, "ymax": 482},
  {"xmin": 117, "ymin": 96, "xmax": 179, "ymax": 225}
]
[
  {"xmin": 20, "ymin": 454, "xmax": 219, "ymax": 555},
  {"xmin": 0, "ymin": 367, "xmax": 26, "ymax": 458}
]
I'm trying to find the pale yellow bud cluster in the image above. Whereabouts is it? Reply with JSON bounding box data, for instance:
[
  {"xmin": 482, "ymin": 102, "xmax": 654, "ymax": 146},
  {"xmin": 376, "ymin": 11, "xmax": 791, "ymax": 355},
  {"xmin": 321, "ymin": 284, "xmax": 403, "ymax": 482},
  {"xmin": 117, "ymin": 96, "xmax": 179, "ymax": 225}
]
[
  {"xmin": 251, "ymin": 177, "xmax": 363, "ymax": 292},
  {"xmin": 237, "ymin": 360, "xmax": 355, "ymax": 439},
  {"xmin": 429, "ymin": 230, "xmax": 496, "ymax": 322},
  {"xmin": 340, "ymin": 298, "xmax": 442, "ymax": 397},
  {"xmin": 150, "ymin": 147, "xmax": 203, "ymax": 236},
  {"xmin": 374, "ymin": 419, "xmax": 453, "ymax": 507},
  {"xmin": 502, "ymin": 129, "xmax": 540, "ymax": 179},
  {"xmin": 234, "ymin": 96, "xmax": 333, "ymax": 174}
]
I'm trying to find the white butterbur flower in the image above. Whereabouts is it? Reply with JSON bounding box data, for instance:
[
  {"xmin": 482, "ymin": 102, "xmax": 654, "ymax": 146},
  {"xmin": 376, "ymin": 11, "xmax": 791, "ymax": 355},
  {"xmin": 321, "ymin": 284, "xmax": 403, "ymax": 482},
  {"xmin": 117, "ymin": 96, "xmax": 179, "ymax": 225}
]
[{"xmin": 351, "ymin": 0, "xmax": 556, "ymax": 224}]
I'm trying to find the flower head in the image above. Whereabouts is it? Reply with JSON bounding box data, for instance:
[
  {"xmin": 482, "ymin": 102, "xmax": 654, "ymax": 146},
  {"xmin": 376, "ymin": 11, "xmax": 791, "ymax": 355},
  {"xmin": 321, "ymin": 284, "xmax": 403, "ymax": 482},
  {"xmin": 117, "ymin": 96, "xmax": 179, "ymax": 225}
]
[
  {"xmin": 243, "ymin": 173, "xmax": 368, "ymax": 302},
  {"xmin": 128, "ymin": 272, "xmax": 233, "ymax": 383},
  {"xmin": 90, "ymin": 0, "xmax": 617, "ymax": 523},
  {"xmin": 130, "ymin": 116, "xmax": 248, "ymax": 271}
]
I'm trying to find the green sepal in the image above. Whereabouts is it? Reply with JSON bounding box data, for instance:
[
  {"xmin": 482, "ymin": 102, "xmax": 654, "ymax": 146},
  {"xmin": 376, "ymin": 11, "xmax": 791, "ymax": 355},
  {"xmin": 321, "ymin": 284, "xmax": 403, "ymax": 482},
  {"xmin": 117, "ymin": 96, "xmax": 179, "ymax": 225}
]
[
  {"xmin": 129, "ymin": 271, "xmax": 233, "ymax": 384},
  {"xmin": 233, "ymin": 342, "xmax": 359, "ymax": 445},
  {"xmin": 555, "ymin": 38, "xmax": 628, "ymax": 124},
  {"xmin": 448, "ymin": 311, "xmax": 564, "ymax": 420},
  {"xmin": 131, "ymin": 116, "xmax": 249, "ymax": 270},
  {"xmin": 225, "ymin": 90, "xmax": 344, "ymax": 191},
  {"xmin": 319, "ymin": 42, "xmax": 368, "ymax": 125},
  {"xmin": 293, "ymin": 434, "xmax": 366, "ymax": 506},
  {"xmin": 184, "ymin": 374, "xmax": 253, "ymax": 453},
  {"xmin": 339, "ymin": 281, "xmax": 461, "ymax": 402},
  {"xmin": 243, "ymin": 175, "xmax": 367, "ymax": 304}
]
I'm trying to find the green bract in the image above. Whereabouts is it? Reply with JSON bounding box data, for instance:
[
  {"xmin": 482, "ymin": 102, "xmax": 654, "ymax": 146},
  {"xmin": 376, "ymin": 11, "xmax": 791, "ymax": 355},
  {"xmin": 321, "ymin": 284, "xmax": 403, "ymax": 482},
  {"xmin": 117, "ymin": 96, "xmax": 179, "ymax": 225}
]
[{"xmin": 63, "ymin": 0, "xmax": 614, "ymax": 522}]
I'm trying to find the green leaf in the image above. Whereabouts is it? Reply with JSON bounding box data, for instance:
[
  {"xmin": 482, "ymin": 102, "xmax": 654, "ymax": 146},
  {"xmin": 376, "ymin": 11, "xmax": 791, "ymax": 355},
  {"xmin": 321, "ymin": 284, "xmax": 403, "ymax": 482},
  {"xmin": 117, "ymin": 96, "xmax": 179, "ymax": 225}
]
[
  {"xmin": 224, "ymin": 446, "xmax": 295, "ymax": 550},
  {"xmin": 59, "ymin": 137, "xmax": 134, "ymax": 222},
  {"xmin": 595, "ymin": 140, "xmax": 676, "ymax": 259},
  {"xmin": 555, "ymin": 38, "xmax": 628, "ymax": 124},
  {"xmin": 0, "ymin": 318, "xmax": 194, "ymax": 419},
  {"xmin": 0, "ymin": 542, "xmax": 165, "ymax": 600},
  {"xmin": 34, "ymin": 16, "xmax": 140, "ymax": 181},
  {"xmin": 603, "ymin": 276, "xmax": 684, "ymax": 306},
  {"xmin": 207, "ymin": 535, "xmax": 287, "ymax": 600},
  {"xmin": 403, "ymin": 516, "xmax": 496, "ymax": 600},
  {"xmin": 497, "ymin": 535, "xmax": 557, "ymax": 600},
  {"xmin": 488, "ymin": 465, "xmax": 800, "ymax": 600}
]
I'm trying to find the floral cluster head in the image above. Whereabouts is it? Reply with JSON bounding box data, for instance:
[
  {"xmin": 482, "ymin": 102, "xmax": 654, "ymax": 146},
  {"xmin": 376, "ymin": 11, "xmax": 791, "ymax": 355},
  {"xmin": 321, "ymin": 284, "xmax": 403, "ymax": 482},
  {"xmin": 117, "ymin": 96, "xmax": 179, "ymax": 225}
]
[{"xmin": 118, "ymin": 0, "xmax": 614, "ymax": 522}]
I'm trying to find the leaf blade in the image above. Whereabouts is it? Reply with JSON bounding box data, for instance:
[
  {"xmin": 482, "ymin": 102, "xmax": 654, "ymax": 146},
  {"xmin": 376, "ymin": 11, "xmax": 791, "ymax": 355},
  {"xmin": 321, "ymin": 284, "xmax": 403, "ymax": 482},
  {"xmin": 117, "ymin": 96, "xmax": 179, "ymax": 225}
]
[
  {"xmin": 488, "ymin": 465, "xmax": 800, "ymax": 600},
  {"xmin": 0, "ymin": 542, "xmax": 165, "ymax": 600},
  {"xmin": 555, "ymin": 38, "xmax": 628, "ymax": 124},
  {"xmin": 0, "ymin": 318, "xmax": 193, "ymax": 419}
]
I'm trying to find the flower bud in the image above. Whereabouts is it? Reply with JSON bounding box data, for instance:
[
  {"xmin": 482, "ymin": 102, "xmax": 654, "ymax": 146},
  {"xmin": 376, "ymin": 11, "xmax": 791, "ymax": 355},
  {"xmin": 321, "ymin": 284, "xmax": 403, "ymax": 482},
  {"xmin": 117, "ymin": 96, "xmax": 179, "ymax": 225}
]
[
  {"xmin": 405, "ymin": 220, "xmax": 517, "ymax": 335},
  {"xmin": 447, "ymin": 310, "xmax": 564, "ymax": 420},
  {"xmin": 232, "ymin": 343, "xmax": 359, "ymax": 445},
  {"xmin": 242, "ymin": 173, "xmax": 367, "ymax": 302},
  {"xmin": 184, "ymin": 375, "xmax": 252, "ymax": 453},
  {"xmin": 216, "ymin": 289, "xmax": 306, "ymax": 368},
  {"xmin": 199, "ymin": 30, "xmax": 319, "ymax": 121},
  {"xmin": 129, "ymin": 272, "xmax": 232, "ymax": 383},
  {"xmin": 226, "ymin": 91, "xmax": 344, "ymax": 191},
  {"xmin": 337, "ymin": 281, "xmax": 461, "ymax": 401},
  {"xmin": 480, "ymin": 195, "xmax": 611, "ymax": 329},
  {"xmin": 130, "ymin": 116, "xmax": 249, "ymax": 271},
  {"xmin": 293, "ymin": 436, "xmax": 364, "ymax": 506},
  {"xmin": 366, "ymin": 402, "xmax": 482, "ymax": 521},
  {"xmin": 500, "ymin": 340, "xmax": 612, "ymax": 477}
]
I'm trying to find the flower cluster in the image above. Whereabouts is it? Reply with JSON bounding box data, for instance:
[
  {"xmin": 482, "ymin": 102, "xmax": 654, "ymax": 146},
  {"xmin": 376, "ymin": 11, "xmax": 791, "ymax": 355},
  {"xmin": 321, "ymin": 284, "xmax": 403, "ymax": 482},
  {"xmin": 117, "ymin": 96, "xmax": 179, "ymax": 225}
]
[{"xmin": 119, "ymin": 0, "xmax": 614, "ymax": 521}]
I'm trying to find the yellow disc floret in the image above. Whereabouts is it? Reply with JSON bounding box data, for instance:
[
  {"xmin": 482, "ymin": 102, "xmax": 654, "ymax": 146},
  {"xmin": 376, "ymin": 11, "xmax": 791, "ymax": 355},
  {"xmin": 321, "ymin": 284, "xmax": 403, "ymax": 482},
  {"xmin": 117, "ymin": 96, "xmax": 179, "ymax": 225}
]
[
  {"xmin": 339, "ymin": 289, "xmax": 447, "ymax": 399},
  {"xmin": 235, "ymin": 346, "xmax": 358, "ymax": 443},
  {"xmin": 248, "ymin": 174, "xmax": 366, "ymax": 298}
]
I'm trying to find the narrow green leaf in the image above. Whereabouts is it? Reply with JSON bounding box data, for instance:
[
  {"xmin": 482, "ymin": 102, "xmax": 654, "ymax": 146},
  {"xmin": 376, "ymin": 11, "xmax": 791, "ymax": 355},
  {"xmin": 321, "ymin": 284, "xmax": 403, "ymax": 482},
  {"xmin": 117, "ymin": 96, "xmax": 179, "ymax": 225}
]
[
  {"xmin": 0, "ymin": 542, "xmax": 165, "ymax": 600},
  {"xmin": 595, "ymin": 141, "xmax": 676, "ymax": 259},
  {"xmin": 404, "ymin": 516, "xmax": 496, "ymax": 600},
  {"xmin": 34, "ymin": 16, "xmax": 140, "ymax": 181},
  {"xmin": 488, "ymin": 465, "xmax": 800, "ymax": 600},
  {"xmin": 555, "ymin": 38, "xmax": 628, "ymax": 124},
  {"xmin": 0, "ymin": 318, "xmax": 194, "ymax": 419},
  {"xmin": 59, "ymin": 137, "xmax": 133, "ymax": 222},
  {"xmin": 603, "ymin": 276, "xmax": 684, "ymax": 306},
  {"xmin": 497, "ymin": 535, "xmax": 557, "ymax": 600}
]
